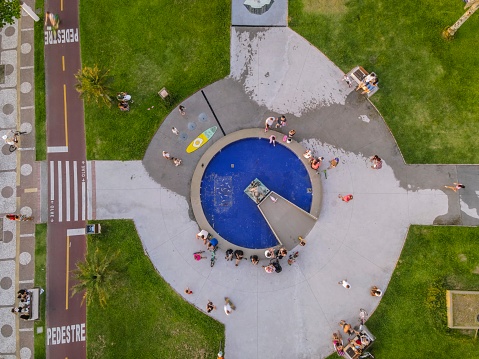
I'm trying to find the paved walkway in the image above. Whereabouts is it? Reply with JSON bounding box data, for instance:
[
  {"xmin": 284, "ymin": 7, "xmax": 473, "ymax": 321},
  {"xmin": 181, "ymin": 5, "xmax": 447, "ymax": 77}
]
[
  {"xmin": 0, "ymin": 2, "xmax": 40, "ymax": 358},
  {"xmin": 94, "ymin": 27, "xmax": 479, "ymax": 359}
]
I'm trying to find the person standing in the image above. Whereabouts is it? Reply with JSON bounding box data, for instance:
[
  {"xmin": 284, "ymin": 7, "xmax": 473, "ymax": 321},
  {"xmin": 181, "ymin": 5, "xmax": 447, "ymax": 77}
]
[
  {"xmin": 178, "ymin": 105, "xmax": 186, "ymax": 116},
  {"xmin": 264, "ymin": 117, "xmax": 276, "ymax": 132},
  {"xmin": 275, "ymin": 115, "xmax": 287, "ymax": 128},
  {"xmin": 234, "ymin": 250, "xmax": 244, "ymax": 266}
]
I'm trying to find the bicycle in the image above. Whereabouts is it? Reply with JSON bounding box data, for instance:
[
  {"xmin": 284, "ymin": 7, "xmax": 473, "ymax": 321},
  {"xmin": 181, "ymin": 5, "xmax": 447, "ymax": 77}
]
[
  {"xmin": 4, "ymin": 130, "xmax": 27, "ymax": 152},
  {"xmin": 210, "ymin": 247, "xmax": 217, "ymax": 267}
]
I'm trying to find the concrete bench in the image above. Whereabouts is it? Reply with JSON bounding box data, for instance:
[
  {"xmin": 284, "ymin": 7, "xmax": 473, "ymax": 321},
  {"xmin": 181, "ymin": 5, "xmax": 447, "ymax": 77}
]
[{"xmin": 28, "ymin": 287, "xmax": 41, "ymax": 321}]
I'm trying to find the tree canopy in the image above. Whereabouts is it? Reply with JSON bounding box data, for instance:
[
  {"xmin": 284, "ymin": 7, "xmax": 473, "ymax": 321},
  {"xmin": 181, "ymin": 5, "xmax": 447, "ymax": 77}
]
[{"xmin": 0, "ymin": 0, "xmax": 21, "ymax": 29}]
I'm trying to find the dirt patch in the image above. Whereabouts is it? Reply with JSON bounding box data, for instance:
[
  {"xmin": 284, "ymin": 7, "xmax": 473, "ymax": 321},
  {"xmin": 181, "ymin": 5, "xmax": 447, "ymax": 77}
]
[
  {"xmin": 452, "ymin": 293, "xmax": 479, "ymax": 327},
  {"xmin": 303, "ymin": 0, "xmax": 347, "ymax": 15},
  {"xmin": 473, "ymin": 266, "xmax": 479, "ymax": 274},
  {"xmin": 458, "ymin": 253, "xmax": 467, "ymax": 262}
]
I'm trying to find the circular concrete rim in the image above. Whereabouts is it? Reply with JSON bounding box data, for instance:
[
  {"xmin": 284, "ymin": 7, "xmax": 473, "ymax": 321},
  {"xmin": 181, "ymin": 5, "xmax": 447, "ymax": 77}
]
[{"xmin": 191, "ymin": 128, "xmax": 322, "ymax": 257}]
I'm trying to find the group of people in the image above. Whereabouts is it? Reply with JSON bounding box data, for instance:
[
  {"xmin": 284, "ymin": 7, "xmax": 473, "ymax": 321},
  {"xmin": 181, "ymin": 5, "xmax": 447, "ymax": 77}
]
[
  {"xmin": 206, "ymin": 297, "xmax": 236, "ymax": 316},
  {"xmin": 117, "ymin": 92, "xmax": 132, "ymax": 112},
  {"xmin": 11, "ymin": 289, "xmax": 32, "ymax": 320},
  {"xmin": 5, "ymin": 214, "xmax": 33, "ymax": 221},
  {"xmin": 196, "ymin": 230, "xmax": 218, "ymax": 251},
  {"xmin": 356, "ymin": 73, "xmax": 379, "ymax": 95},
  {"xmin": 162, "ymin": 151, "xmax": 182, "ymax": 166}
]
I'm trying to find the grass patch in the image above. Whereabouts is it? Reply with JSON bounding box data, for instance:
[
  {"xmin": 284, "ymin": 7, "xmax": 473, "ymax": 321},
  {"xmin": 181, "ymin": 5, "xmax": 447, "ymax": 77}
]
[
  {"xmin": 327, "ymin": 226, "xmax": 479, "ymax": 358},
  {"xmin": 290, "ymin": 0, "xmax": 479, "ymax": 163},
  {"xmin": 34, "ymin": 0, "xmax": 46, "ymax": 161},
  {"xmin": 34, "ymin": 224, "xmax": 47, "ymax": 359},
  {"xmin": 86, "ymin": 220, "xmax": 224, "ymax": 359},
  {"xmin": 79, "ymin": 0, "xmax": 230, "ymax": 160}
]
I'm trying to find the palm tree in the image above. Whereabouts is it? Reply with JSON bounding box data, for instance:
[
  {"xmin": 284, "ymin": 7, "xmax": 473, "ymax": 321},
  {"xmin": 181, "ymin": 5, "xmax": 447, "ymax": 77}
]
[
  {"xmin": 443, "ymin": 0, "xmax": 479, "ymax": 39},
  {"xmin": 71, "ymin": 248, "xmax": 118, "ymax": 307},
  {"xmin": 74, "ymin": 65, "xmax": 113, "ymax": 108}
]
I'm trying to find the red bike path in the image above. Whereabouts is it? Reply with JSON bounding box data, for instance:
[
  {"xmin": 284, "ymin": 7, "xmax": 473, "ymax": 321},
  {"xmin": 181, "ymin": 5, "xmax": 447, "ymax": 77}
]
[{"xmin": 44, "ymin": 0, "xmax": 87, "ymax": 357}]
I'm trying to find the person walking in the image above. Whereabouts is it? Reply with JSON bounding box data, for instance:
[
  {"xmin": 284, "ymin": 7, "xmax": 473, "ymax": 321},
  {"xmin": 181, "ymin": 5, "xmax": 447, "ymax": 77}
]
[
  {"xmin": 178, "ymin": 105, "xmax": 186, "ymax": 116},
  {"xmin": 444, "ymin": 183, "xmax": 465, "ymax": 192},
  {"xmin": 224, "ymin": 297, "xmax": 236, "ymax": 315},
  {"xmin": 172, "ymin": 127, "xmax": 180, "ymax": 135}
]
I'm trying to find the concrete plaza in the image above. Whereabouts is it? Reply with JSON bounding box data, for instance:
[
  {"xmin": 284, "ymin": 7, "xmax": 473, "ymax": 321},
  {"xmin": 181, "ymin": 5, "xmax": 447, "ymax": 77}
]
[{"xmin": 93, "ymin": 26, "xmax": 479, "ymax": 358}]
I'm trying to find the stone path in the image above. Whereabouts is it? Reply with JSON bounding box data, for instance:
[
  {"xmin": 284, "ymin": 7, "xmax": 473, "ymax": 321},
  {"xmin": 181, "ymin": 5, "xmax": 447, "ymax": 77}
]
[
  {"xmin": 0, "ymin": 2, "xmax": 42, "ymax": 358},
  {"xmin": 94, "ymin": 26, "xmax": 479, "ymax": 359}
]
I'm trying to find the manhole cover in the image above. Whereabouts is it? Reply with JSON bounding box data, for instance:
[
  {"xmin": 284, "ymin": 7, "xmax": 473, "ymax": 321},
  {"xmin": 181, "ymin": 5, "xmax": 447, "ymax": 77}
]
[
  {"xmin": 198, "ymin": 113, "xmax": 208, "ymax": 122},
  {"xmin": 187, "ymin": 122, "xmax": 197, "ymax": 130}
]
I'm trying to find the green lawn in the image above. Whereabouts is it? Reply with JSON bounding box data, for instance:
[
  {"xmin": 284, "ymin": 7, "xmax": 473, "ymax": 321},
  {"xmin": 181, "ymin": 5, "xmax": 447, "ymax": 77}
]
[
  {"xmin": 34, "ymin": 224, "xmax": 47, "ymax": 358},
  {"xmin": 34, "ymin": 0, "xmax": 46, "ymax": 161},
  {"xmin": 290, "ymin": 0, "xmax": 479, "ymax": 164},
  {"xmin": 78, "ymin": 0, "xmax": 230, "ymax": 160},
  {"xmin": 327, "ymin": 225, "xmax": 479, "ymax": 358},
  {"xmin": 85, "ymin": 220, "xmax": 224, "ymax": 359}
]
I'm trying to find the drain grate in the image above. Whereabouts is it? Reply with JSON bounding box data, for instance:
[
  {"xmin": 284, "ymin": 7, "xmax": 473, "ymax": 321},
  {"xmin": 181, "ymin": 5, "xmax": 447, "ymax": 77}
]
[{"xmin": 198, "ymin": 113, "xmax": 208, "ymax": 122}]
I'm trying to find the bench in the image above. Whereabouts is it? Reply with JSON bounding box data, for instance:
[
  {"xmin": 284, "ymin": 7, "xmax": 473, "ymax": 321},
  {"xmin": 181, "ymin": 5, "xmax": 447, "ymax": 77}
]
[
  {"xmin": 28, "ymin": 287, "xmax": 41, "ymax": 321},
  {"xmin": 347, "ymin": 66, "xmax": 379, "ymax": 97}
]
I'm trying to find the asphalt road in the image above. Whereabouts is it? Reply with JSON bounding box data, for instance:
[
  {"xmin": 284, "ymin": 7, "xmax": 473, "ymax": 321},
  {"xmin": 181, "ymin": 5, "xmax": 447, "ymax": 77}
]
[{"xmin": 44, "ymin": 0, "xmax": 87, "ymax": 357}]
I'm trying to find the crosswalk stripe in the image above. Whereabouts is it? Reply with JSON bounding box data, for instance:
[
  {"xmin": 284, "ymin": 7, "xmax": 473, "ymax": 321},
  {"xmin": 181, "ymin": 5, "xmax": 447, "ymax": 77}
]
[
  {"xmin": 50, "ymin": 161, "xmax": 54, "ymax": 201},
  {"xmin": 74, "ymin": 161, "xmax": 79, "ymax": 221},
  {"xmin": 81, "ymin": 180, "xmax": 86, "ymax": 221},
  {"xmin": 58, "ymin": 161, "xmax": 62, "ymax": 222},
  {"xmin": 66, "ymin": 161, "xmax": 70, "ymax": 221}
]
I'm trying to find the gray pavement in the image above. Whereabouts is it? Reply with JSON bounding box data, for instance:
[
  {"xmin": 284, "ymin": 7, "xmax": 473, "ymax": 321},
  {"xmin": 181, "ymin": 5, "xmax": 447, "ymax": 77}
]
[
  {"xmin": 93, "ymin": 26, "xmax": 479, "ymax": 359},
  {"xmin": 0, "ymin": 2, "xmax": 40, "ymax": 358}
]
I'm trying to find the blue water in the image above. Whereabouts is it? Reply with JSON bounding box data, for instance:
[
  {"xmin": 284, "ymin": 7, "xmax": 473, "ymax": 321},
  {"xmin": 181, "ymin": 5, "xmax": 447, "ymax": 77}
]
[{"xmin": 200, "ymin": 138, "xmax": 312, "ymax": 249}]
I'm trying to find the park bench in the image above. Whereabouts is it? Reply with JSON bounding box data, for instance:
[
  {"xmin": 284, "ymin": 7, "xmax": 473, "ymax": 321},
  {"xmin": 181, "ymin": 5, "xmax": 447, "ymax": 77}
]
[
  {"xmin": 26, "ymin": 287, "xmax": 41, "ymax": 321},
  {"xmin": 347, "ymin": 66, "xmax": 379, "ymax": 97}
]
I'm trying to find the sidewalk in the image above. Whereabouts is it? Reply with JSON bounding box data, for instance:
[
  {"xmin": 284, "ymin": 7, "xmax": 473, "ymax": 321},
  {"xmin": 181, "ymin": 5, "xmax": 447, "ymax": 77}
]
[{"xmin": 0, "ymin": 2, "xmax": 41, "ymax": 357}]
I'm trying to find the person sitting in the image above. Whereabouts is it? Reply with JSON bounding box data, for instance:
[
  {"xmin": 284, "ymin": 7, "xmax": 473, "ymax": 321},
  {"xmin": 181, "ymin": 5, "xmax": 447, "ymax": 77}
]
[
  {"xmin": 234, "ymin": 250, "xmax": 244, "ymax": 266},
  {"xmin": 328, "ymin": 157, "xmax": 339, "ymax": 169},
  {"xmin": 311, "ymin": 157, "xmax": 322, "ymax": 170},
  {"xmin": 263, "ymin": 264, "xmax": 275, "ymax": 273},
  {"xmin": 196, "ymin": 230, "xmax": 209, "ymax": 245},
  {"xmin": 117, "ymin": 92, "xmax": 131, "ymax": 102},
  {"xmin": 269, "ymin": 135, "xmax": 276, "ymax": 146},
  {"xmin": 275, "ymin": 247, "xmax": 288, "ymax": 259},
  {"xmin": 303, "ymin": 150, "xmax": 312, "ymax": 159},
  {"xmin": 118, "ymin": 101, "xmax": 129, "ymax": 111},
  {"xmin": 370, "ymin": 286, "xmax": 383, "ymax": 297},
  {"xmin": 225, "ymin": 249, "xmax": 234, "ymax": 261},
  {"xmin": 264, "ymin": 248, "xmax": 275, "ymax": 259},
  {"xmin": 207, "ymin": 238, "xmax": 218, "ymax": 251},
  {"xmin": 250, "ymin": 255, "xmax": 259, "ymax": 265}
]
